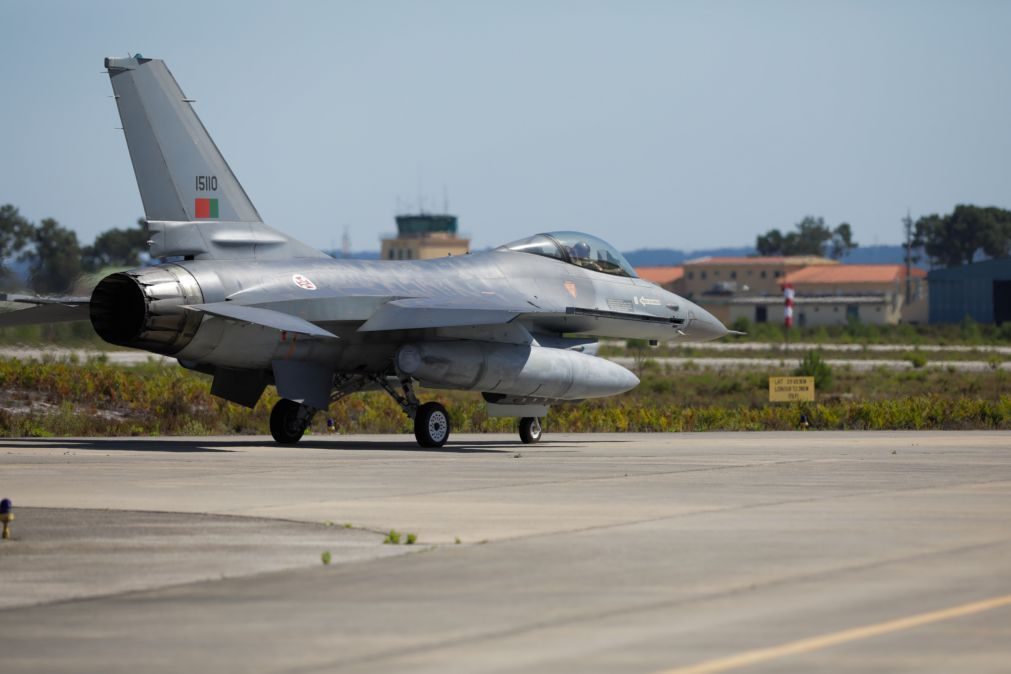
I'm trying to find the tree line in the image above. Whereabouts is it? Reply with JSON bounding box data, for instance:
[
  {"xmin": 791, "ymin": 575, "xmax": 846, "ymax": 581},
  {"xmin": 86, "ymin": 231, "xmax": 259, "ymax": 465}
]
[
  {"xmin": 3, "ymin": 201, "xmax": 1009, "ymax": 296},
  {"xmin": 755, "ymin": 205, "xmax": 1011, "ymax": 268},
  {"xmin": 0, "ymin": 204, "xmax": 148, "ymax": 293}
]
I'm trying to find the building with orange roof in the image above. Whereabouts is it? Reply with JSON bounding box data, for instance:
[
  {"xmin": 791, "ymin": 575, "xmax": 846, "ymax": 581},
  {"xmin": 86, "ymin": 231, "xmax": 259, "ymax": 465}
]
[
  {"xmin": 634, "ymin": 266, "xmax": 684, "ymax": 294},
  {"xmin": 681, "ymin": 255, "xmax": 837, "ymax": 300},
  {"xmin": 724, "ymin": 264, "xmax": 928, "ymax": 327},
  {"xmin": 680, "ymin": 255, "xmax": 838, "ymax": 323}
]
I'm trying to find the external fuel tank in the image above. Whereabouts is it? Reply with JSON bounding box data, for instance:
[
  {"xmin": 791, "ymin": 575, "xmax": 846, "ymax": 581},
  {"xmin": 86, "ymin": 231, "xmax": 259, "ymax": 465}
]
[{"xmin": 395, "ymin": 341, "xmax": 639, "ymax": 400}]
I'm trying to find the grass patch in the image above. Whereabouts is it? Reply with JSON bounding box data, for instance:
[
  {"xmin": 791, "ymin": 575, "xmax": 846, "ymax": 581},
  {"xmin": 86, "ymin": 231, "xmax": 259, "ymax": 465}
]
[{"xmin": 0, "ymin": 357, "xmax": 1009, "ymax": 436}]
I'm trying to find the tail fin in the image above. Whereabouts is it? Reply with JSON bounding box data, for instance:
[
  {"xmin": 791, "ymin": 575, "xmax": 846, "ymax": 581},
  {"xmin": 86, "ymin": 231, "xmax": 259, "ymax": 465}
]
[{"xmin": 105, "ymin": 55, "xmax": 326, "ymax": 260}]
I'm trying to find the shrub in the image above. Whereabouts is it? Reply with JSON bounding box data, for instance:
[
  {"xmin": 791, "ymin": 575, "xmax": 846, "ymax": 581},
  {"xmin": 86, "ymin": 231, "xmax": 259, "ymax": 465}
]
[{"xmin": 794, "ymin": 350, "xmax": 833, "ymax": 389}]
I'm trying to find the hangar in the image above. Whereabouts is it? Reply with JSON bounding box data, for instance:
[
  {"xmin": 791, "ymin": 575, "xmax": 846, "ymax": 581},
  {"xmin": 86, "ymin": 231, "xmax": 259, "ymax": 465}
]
[{"xmin": 928, "ymin": 257, "xmax": 1011, "ymax": 324}]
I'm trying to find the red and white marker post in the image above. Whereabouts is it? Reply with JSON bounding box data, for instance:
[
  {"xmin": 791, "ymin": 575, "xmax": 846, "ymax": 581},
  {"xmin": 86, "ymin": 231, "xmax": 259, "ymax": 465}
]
[{"xmin": 783, "ymin": 282, "xmax": 795, "ymax": 352}]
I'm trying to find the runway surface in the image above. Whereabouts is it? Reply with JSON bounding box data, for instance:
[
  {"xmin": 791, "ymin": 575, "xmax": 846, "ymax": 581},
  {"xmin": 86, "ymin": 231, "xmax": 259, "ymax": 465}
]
[{"xmin": 1, "ymin": 432, "xmax": 1010, "ymax": 673}]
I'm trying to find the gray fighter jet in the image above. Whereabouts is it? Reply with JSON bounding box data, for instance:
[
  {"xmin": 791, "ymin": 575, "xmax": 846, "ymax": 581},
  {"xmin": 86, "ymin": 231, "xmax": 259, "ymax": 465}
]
[{"xmin": 1, "ymin": 55, "xmax": 729, "ymax": 447}]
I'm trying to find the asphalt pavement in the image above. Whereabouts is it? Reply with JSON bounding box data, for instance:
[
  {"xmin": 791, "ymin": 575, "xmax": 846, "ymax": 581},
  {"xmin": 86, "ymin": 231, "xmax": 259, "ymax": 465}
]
[{"xmin": 1, "ymin": 431, "xmax": 1009, "ymax": 673}]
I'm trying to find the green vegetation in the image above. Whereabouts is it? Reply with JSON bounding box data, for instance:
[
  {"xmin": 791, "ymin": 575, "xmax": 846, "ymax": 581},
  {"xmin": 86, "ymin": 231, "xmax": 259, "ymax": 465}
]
[
  {"xmin": 406, "ymin": 533, "xmax": 417, "ymax": 545},
  {"xmin": 321, "ymin": 550, "xmax": 332, "ymax": 565},
  {"xmin": 383, "ymin": 530, "xmax": 402, "ymax": 545},
  {"xmin": 1, "ymin": 202, "xmax": 148, "ymax": 293},
  {"xmin": 756, "ymin": 215, "xmax": 857, "ymax": 259},
  {"xmin": 0, "ymin": 357, "xmax": 1008, "ymax": 436},
  {"xmin": 0, "ymin": 322, "xmax": 110, "ymax": 348},
  {"xmin": 915, "ymin": 205, "xmax": 1011, "ymax": 268},
  {"xmin": 794, "ymin": 350, "xmax": 833, "ymax": 388}
]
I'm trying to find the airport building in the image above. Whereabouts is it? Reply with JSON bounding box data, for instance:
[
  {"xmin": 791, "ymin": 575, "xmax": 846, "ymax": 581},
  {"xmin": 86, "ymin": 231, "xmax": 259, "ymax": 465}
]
[
  {"xmin": 634, "ymin": 266, "xmax": 685, "ymax": 294},
  {"xmin": 681, "ymin": 255, "xmax": 838, "ymax": 299},
  {"xmin": 680, "ymin": 255, "xmax": 928, "ymax": 327},
  {"xmin": 927, "ymin": 257, "xmax": 1011, "ymax": 324},
  {"xmin": 380, "ymin": 213, "xmax": 470, "ymax": 260}
]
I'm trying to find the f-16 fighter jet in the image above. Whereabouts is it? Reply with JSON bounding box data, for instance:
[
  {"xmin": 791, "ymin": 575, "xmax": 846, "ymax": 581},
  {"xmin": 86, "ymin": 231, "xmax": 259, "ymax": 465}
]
[{"xmin": 1, "ymin": 55, "xmax": 729, "ymax": 447}]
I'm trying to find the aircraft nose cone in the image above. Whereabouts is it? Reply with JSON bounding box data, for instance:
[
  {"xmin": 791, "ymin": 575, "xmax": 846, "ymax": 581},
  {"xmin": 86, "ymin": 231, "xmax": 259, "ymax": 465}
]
[{"xmin": 685, "ymin": 303, "xmax": 729, "ymax": 341}]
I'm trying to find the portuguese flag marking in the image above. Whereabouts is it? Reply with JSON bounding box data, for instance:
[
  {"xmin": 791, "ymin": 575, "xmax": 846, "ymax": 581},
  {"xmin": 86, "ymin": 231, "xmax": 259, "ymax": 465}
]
[{"xmin": 195, "ymin": 198, "xmax": 219, "ymax": 219}]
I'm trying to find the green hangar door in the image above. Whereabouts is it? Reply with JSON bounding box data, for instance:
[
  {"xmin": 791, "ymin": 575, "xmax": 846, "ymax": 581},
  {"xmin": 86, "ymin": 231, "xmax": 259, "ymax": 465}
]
[{"xmin": 994, "ymin": 280, "xmax": 1011, "ymax": 325}]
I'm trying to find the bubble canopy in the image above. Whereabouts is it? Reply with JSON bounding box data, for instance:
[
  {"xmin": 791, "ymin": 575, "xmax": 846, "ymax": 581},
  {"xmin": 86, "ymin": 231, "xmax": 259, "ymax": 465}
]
[{"xmin": 500, "ymin": 232, "xmax": 638, "ymax": 278}]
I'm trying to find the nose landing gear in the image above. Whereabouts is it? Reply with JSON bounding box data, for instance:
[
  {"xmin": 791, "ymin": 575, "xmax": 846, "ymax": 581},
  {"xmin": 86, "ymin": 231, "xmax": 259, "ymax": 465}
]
[
  {"xmin": 414, "ymin": 401, "xmax": 450, "ymax": 448},
  {"xmin": 375, "ymin": 376, "xmax": 452, "ymax": 448}
]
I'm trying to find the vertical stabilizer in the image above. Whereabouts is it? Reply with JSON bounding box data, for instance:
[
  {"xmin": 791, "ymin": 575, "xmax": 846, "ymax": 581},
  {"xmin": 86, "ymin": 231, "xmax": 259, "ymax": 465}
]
[
  {"xmin": 106, "ymin": 55, "xmax": 260, "ymax": 223},
  {"xmin": 105, "ymin": 55, "xmax": 326, "ymax": 260}
]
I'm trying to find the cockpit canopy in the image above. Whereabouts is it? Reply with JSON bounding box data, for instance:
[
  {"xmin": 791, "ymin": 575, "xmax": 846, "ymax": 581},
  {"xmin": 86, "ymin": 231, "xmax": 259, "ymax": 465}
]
[{"xmin": 500, "ymin": 231, "xmax": 638, "ymax": 278}]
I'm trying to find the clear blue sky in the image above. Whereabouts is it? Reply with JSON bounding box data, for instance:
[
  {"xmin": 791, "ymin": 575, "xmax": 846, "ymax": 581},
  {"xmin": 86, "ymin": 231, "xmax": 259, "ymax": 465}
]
[{"xmin": 2, "ymin": 0, "xmax": 1009, "ymax": 253}]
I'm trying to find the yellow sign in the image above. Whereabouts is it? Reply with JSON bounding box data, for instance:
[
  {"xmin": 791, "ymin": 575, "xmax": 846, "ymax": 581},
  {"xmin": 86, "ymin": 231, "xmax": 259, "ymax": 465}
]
[{"xmin": 769, "ymin": 376, "xmax": 815, "ymax": 402}]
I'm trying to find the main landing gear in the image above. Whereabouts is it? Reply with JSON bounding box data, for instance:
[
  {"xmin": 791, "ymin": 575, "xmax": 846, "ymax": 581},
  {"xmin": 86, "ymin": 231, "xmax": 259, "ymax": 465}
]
[
  {"xmin": 270, "ymin": 398, "xmax": 317, "ymax": 444},
  {"xmin": 519, "ymin": 417, "xmax": 542, "ymax": 444},
  {"xmin": 376, "ymin": 377, "xmax": 451, "ymax": 448}
]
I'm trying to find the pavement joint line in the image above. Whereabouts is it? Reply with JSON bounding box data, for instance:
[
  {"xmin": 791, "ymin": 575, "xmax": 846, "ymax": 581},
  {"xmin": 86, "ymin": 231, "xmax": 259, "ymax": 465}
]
[
  {"xmin": 286, "ymin": 538, "xmax": 1011, "ymax": 674},
  {"xmin": 653, "ymin": 592, "xmax": 1011, "ymax": 674},
  {"xmin": 238, "ymin": 458, "xmax": 823, "ymax": 511},
  {"xmin": 400, "ymin": 474, "xmax": 1011, "ymax": 549}
]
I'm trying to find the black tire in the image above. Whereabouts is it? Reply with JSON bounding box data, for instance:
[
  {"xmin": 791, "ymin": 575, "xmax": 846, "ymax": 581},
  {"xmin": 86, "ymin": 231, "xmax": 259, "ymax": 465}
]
[
  {"xmin": 270, "ymin": 398, "xmax": 308, "ymax": 444},
  {"xmin": 414, "ymin": 402, "xmax": 451, "ymax": 448},
  {"xmin": 519, "ymin": 417, "xmax": 542, "ymax": 444}
]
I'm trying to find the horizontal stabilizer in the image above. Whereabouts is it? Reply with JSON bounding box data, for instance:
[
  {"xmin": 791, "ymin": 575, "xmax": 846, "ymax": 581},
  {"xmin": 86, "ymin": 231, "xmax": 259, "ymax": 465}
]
[
  {"xmin": 0, "ymin": 294, "xmax": 91, "ymax": 327},
  {"xmin": 1, "ymin": 294, "xmax": 90, "ymax": 306},
  {"xmin": 358, "ymin": 297, "xmax": 526, "ymax": 332},
  {"xmin": 186, "ymin": 303, "xmax": 338, "ymax": 339}
]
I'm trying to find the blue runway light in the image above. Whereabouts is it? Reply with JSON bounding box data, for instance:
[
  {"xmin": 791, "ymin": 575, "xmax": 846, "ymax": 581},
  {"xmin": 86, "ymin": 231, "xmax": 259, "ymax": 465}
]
[{"xmin": 0, "ymin": 498, "xmax": 12, "ymax": 540}]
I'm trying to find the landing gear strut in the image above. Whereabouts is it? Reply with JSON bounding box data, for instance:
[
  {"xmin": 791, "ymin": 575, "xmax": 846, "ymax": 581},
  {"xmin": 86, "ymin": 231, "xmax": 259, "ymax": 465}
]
[
  {"xmin": 270, "ymin": 398, "xmax": 316, "ymax": 444},
  {"xmin": 519, "ymin": 417, "xmax": 542, "ymax": 444},
  {"xmin": 375, "ymin": 376, "xmax": 451, "ymax": 448}
]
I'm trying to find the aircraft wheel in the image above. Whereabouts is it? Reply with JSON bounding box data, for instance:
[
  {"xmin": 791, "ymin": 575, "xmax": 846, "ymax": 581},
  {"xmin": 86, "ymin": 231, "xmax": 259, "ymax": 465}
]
[
  {"xmin": 519, "ymin": 417, "xmax": 542, "ymax": 444},
  {"xmin": 270, "ymin": 398, "xmax": 308, "ymax": 444},
  {"xmin": 414, "ymin": 402, "xmax": 450, "ymax": 448}
]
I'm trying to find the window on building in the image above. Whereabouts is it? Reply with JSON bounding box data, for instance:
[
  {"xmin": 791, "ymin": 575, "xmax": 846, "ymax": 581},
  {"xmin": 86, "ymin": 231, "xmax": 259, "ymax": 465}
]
[
  {"xmin": 847, "ymin": 304, "xmax": 859, "ymax": 320},
  {"xmin": 701, "ymin": 271, "xmax": 708, "ymax": 280},
  {"xmin": 774, "ymin": 270, "xmax": 782, "ymax": 278},
  {"xmin": 714, "ymin": 270, "xmax": 720, "ymax": 277},
  {"xmin": 388, "ymin": 250, "xmax": 395, "ymax": 260},
  {"xmin": 755, "ymin": 306, "xmax": 768, "ymax": 323},
  {"xmin": 688, "ymin": 271, "xmax": 694, "ymax": 280},
  {"xmin": 760, "ymin": 270, "xmax": 767, "ymax": 279},
  {"xmin": 730, "ymin": 271, "xmax": 737, "ymax": 279}
]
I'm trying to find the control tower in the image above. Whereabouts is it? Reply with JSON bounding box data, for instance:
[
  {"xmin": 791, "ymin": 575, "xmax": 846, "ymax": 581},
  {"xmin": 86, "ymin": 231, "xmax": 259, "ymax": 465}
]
[{"xmin": 380, "ymin": 213, "xmax": 470, "ymax": 260}]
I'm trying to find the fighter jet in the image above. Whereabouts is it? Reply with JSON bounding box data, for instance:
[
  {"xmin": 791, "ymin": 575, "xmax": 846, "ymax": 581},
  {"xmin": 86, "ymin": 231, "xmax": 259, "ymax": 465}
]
[{"xmin": 0, "ymin": 55, "xmax": 729, "ymax": 447}]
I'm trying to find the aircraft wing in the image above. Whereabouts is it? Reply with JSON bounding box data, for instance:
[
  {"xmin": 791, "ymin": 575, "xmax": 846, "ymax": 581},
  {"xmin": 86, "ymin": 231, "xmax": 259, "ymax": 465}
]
[
  {"xmin": 186, "ymin": 302, "xmax": 338, "ymax": 339},
  {"xmin": 0, "ymin": 294, "xmax": 91, "ymax": 327},
  {"xmin": 358, "ymin": 296, "xmax": 538, "ymax": 332}
]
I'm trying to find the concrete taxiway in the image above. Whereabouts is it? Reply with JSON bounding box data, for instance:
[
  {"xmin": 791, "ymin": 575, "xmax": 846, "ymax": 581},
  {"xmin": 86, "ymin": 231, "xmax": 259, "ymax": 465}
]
[{"xmin": 1, "ymin": 432, "xmax": 1010, "ymax": 673}]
